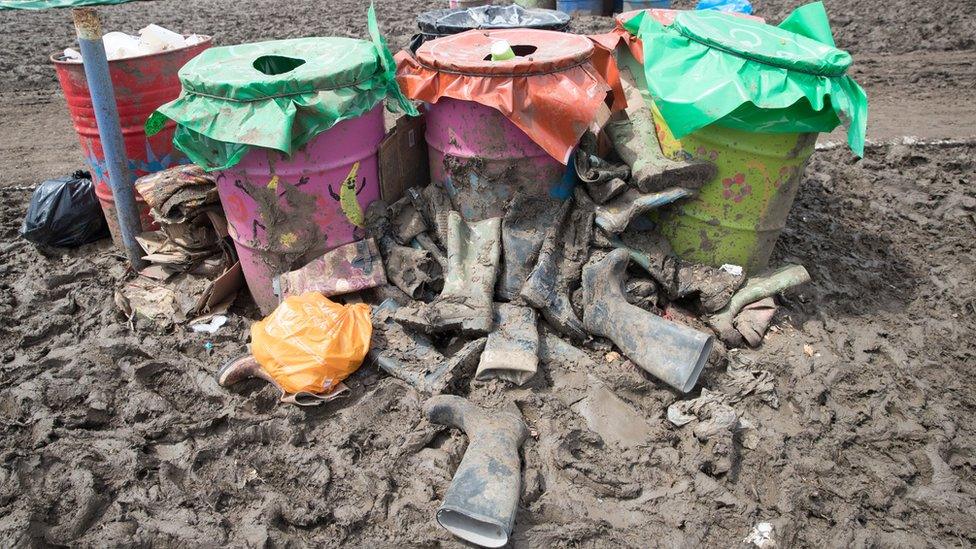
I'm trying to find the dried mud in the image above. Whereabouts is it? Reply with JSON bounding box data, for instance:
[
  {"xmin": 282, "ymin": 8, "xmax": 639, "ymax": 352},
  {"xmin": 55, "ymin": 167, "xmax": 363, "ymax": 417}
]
[
  {"xmin": 1, "ymin": 0, "xmax": 975, "ymax": 546},
  {"xmin": 2, "ymin": 141, "xmax": 973, "ymax": 547}
]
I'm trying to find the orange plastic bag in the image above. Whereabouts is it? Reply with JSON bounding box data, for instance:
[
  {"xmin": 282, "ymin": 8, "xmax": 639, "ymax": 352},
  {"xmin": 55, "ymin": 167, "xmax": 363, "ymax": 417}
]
[{"xmin": 250, "ymin": 293, "xmax": 372, "ymax": 395}]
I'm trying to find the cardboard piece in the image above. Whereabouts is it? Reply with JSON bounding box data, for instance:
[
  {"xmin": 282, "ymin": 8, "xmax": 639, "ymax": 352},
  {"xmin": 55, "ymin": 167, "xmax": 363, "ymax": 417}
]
[{"xmin": 379, "ymin": 111, "xmax": 430, "ymax": 204}]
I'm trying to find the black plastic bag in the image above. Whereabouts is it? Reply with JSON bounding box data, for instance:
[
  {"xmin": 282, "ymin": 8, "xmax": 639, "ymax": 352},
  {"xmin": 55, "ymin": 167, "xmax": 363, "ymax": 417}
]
[
  {"xmin": 20, "ymin": 170, "xmax": 108, "ymax": 247},
  {"xmin": 412, "ymin": 5, "xmax": 571, "ymax": 51}
]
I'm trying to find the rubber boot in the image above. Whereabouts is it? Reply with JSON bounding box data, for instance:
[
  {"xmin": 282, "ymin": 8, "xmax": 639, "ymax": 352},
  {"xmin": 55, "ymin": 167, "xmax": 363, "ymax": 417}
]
[
  {"xmin": 424, "ymin": 395, "xmax": 528, "ymax": 548},
  {"xmin": 394, "ymin": 212, "xmax": 501, "ymax": 335},
  {"xmin": 408, "ymin": 184, "xmax": 453, "ymax": 249},
  {"xmin": 371, "ymin": 299, "xmax": 486, "ymax": 393},
  {"xmin": 608, "ymin": 66, "xmax": 716, "ymax": 193},
  {"xmin": 497, "ymin": 191, "xmax": 564, "ymax": 301},
  {"xmin": 594, "ymin": 186, "xmax": 695, "ymax": 234},
  {"xmin": 389, "ymin": 195, "xmax": 428, "ymax": 244},
  {"xmin": 413, "ymin": 232, "xmax": 448, "ymax": 271},
  {"xmin": 574, "ymin": 132, "xmax": 629, "ymax": 205},
  {"xmin": 519, "ymin": 191, "xmax": 593, "ymax": 342},
  {"xmin": 708, "ymin": 264, "xmax": 810, "ymax": 344},
  {"xmin": 613, "ymin": 231, "xmax": 744, "ymax": 314},
  {"xmin": 582, "ymin": 248, "xmax": 714, "ymax": 393},
  {"xmin": 364, "ymin": 199, "xmax": 441, "ymax": 299},
  {"xmin": 475, "ymin": 303, "xmax": 539, "ymax": 385},
  {"xmin": 217, "ymin": 355, "xmax": 348, "ymax": 406}
]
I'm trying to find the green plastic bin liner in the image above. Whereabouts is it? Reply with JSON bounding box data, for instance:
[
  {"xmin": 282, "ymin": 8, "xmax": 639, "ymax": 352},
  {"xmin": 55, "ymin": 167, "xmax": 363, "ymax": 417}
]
[
  {"xmin": 147, "ymin": 6, "xmax": 417, "ymax": 171},
  {"xmin": 623, "ymin": 1, "xmax": 867, "ymax": 155}
]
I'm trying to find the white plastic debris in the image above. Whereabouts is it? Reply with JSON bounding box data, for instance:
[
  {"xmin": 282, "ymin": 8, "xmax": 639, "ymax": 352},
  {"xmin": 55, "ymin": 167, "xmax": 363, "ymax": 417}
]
[
  {"xmin": 743, "ymin": 522, "xmax": 776, "ymax": 547},
  {"xmin": 720, "ymin": 263, "xmax": 744, "ymax": 277},
  {"xmin": 138, "ymin": 24, "xmax": 188, "ymax": 54},
  {"xmin": 67, "ymin": 25, "xmax": 192, "ymax": 61},
  {"xmin": 490, "ymin": 39, "xmax": 515, "ymax": 61},
  {"xmin": 102, "ymin": 31, "xmax": 142, "ymax": 60},
  {"xmin": 190, "ymin": 315, "xmax": 228, "ymax": 335}
]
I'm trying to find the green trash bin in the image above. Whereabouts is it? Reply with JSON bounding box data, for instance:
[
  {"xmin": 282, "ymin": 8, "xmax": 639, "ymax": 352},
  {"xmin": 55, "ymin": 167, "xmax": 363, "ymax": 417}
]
[{"xmin": 620, "ymin": 3, "xmax": 868, "ymax": 273}]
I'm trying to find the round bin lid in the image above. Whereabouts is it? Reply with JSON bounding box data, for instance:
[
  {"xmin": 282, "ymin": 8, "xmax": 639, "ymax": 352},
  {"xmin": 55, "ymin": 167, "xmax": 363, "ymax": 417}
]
[
  {"xmin": 672, "ymin": 10, "xmax": 850, "ymax": 76},
  {"xmin": 415, "ymin": 29, "xmax": 594, "ymax": 76},
  {"xmin": 417, "ymin": 5, "xmax": 570, "ymax": 35},
  {"xmin": 177, "ymin": 37, "xmax": 381, "ymax": 100}
]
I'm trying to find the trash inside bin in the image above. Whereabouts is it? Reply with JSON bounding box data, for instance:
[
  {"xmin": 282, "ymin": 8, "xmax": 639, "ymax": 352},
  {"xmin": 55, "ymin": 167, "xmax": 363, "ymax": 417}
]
[
  {"xmin": 619, "ymin": 3, "xmax": 868, "ymax": 272},
  {"xmin": 52, "ymin": 33, "xmax": 212, "ymax": 248},
  {"xmin": 415, "ymin": 4, "xmax": 570, "ymax": 48},
  {"xmin": 395, "ymin": 29, "xmax": 622, "ymax": 220},
  {"xmin": 149, "ymin": 7, "xmax": 416, "ymax": 313}
]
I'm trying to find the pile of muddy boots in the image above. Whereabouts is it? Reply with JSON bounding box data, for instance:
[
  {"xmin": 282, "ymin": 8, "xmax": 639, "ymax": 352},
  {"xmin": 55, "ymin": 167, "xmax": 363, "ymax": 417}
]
[{"xmin": 362, "ymin": 102, "xmax": 814, "ymax": 397}]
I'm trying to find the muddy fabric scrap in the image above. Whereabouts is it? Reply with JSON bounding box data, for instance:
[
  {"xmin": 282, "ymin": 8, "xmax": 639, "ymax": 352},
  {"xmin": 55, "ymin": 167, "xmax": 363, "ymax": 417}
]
[
  {"xmin": 134, "ymin": 164, "xmax": 219, "ymax": 224},
  {"xmin": 276, "ymin": 238, "xmax": 387, "ymax": 299}
]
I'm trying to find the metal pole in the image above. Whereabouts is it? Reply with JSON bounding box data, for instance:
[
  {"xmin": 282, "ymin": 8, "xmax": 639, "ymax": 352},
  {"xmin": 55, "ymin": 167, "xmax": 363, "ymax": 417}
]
[{"xmin": 71, "ymin": 7, "xmax": 147, "ymax": 270}]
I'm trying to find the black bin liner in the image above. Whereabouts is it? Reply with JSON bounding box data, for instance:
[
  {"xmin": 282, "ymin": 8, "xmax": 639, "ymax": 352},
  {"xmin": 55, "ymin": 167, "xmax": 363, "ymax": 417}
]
[
  {"xmin": 413, "ymin": 5, "xmax": 571, "ymax": 50},
  {"xmin": 20, "ymin": 170, "xmax": 108, "ymax": 248}
]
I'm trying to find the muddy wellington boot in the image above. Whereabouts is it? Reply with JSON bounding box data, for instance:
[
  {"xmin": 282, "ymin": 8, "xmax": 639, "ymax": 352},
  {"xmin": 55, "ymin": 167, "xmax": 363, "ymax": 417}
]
[
  {"xmin": 607, "ymin": 66, "xmax": 715, "ymax": 193},
  {"xmin": 594, "ymin": 186, "xmax": 695, "ymax": 234},
  {"xmin": 520, "ymin": 191, "xmax": 594, "ymax": 342},
  {"xmin": 708, "ymin": 264, "xmax": 810, "ymax": 344},
  {"xmin": 394, "ymin": 211, "xmax": 501, "ymax": 335},
  {"xmin": 582, "ymin": 248, "xmax": 714, "ymax": 393},
  {"xmin": 574, "ymin": 132, "xmax": 630, "ymax": 205},
  {"xmin": 497, "ymin": 191, "xmax": 564, "ymax": 301},
  {"xmin": 424, "ymin": 395, "xmax": 528, "ymax": 548},
  {"xmin": 365, "ymin": 201, "xmax": 441, "ymax": 299},
  {"xmin": 475, "ymin": 303, "xmax": 539, "ymax": 385},
  {"xmin": 217, "ymin": 355, "xmax": 348, "ymax": 406},
  {"xmin": 370, "ymin": 299, "xmax": 486, "ymax": 394},
  {"xmin": 408, "ymin": 184, "xmax": 453, "ymax": 248}
]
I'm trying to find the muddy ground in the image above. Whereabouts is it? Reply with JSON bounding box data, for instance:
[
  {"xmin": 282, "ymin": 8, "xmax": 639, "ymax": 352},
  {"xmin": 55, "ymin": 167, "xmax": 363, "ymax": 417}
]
[{"xmin": 1, "ymin": 0, "xmax": 975, "ymax": 547}]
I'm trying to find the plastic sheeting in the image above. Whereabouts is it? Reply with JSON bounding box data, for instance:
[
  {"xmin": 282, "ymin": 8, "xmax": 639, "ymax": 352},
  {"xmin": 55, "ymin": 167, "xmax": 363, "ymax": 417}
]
[
  {"xmin": 417, "ymin": 4, "xmax": 570, "ymax": 36},
  {"xmin": 20, "ymin": 170, "xmax": 108, "ymax": 247},
  {"xmin": 147, "ymin": 6, "xmax": 416, "ymax": 171},
  {"xmin": 622, "ymin": 2, "xmax": 868, "ymax": 154},
  {"xmin": 395, "ymin": 29, "xmax": 624, "ymax": 165},
  {"xmin": 251, "ymin": 293, "xmax": 372, "ymax": 396}
]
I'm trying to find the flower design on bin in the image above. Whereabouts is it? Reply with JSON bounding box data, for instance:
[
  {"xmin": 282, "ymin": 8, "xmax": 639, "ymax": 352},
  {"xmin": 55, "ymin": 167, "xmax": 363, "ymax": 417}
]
[{"xmin": 722, "ymin": 173, "xmax": 752, "ymax": 203}]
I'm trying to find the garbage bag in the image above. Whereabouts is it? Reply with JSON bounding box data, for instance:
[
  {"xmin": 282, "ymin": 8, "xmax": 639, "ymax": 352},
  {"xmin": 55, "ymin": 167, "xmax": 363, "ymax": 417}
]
[
  {"xmin": 20, "ymin": 170, "xmax": 108, "ymax": 247},
  {"xmin": 417, "ymin": 5, "xmax": 569, "ymax": 36},
  {"xmin": 250, "ymin": 293, "xmax": 372, "ymax": 395}
]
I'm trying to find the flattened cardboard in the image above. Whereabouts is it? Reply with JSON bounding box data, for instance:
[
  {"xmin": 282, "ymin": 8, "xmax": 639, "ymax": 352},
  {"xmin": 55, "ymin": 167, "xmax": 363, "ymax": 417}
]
[{"xmin": 379, "ymin": 111, "xmax": 430, "ymax": 204}]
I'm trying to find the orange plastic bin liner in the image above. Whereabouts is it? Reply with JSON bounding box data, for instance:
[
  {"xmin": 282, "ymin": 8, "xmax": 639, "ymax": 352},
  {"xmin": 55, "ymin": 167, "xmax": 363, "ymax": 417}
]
[
  {"xmin": 395, "ymin": 29, "xmax": 625, "ymax": 164},
  {"xmin": 251, "ymin": 293, "xmax": 372, "ymax": 395}
]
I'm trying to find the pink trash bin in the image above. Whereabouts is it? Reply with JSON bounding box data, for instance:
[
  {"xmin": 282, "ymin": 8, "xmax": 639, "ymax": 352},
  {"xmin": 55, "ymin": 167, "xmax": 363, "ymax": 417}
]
[{"xmin": 216, "ymin": 105, "xmax": 385, "ymax": 313}]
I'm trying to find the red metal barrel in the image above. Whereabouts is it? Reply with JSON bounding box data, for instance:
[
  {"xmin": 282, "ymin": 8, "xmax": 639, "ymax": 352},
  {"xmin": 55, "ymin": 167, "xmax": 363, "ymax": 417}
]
[{"xmin": 51, "ymin": 38, "xmax": 212, "ymax": 247}]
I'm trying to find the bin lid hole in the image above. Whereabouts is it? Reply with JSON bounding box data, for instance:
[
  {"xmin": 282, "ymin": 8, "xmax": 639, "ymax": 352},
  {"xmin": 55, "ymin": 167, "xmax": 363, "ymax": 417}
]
[
  {"xmin": 253, "ymin": 55, "xmax": 306, "ymax": 76},
  {"xmin": 482, "ymin": 44, "xmax": 538, "ymax": 61}
]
